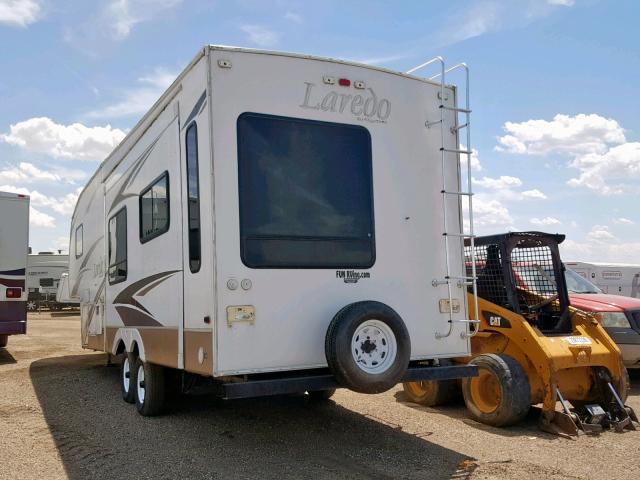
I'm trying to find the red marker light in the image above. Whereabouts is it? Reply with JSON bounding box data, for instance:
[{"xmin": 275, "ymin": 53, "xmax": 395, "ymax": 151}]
[
  {"xmin": 6, "ymin": 287, "xmax": 21, "ymax": 298},
  {"xmin": 338, "ymin": 78, "xmax": 351, "ymax": 87}
]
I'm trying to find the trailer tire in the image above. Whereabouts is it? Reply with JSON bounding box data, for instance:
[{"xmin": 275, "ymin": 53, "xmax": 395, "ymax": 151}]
[
  {"xmin": 307, "ymin": 389, "xmax": 336, "ymax": 401},
  {"xmin": 402, "ymin": 360, "xmax": 461, "ymax": 406},
  {"xmin": 120, "ymin": 353, "xmax": 137, "ymax": 404},
  {"xmin": 134, "ymin": 358, "xmax": 165, "ymax": 416},
  {"xmin": 462, "ymin": 354, "xmax": 531, "ymax": 427},
  {"xmin": 0, "ymin": 335, "xmax": 7, "ymax": 348},
  {"xmin": 325, "ymin": 301, "xmax": 410, "ymax": 394}
]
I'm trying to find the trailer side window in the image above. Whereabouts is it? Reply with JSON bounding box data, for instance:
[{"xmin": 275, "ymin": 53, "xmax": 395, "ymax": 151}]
[
  {"xmin": 185, "ymin": 122, "xmax": 201, "ymax": 273},
  {"xmin": 40, "ymin": 278, "xmax": 54, "ymax": 287},
  {"xmin": 75, "ymin": 225, "xmax": 83, "ymax": 258},
  {"xmin": 237, "ymin": 113, "xmax": 375, "ymax": 268},
  {"xmin": 139, "ymin": 172, "xmax": 170, "ymax": 243},
  {"xmin": 108, "ymin": 208, "xmax": 127, "ymax": 284}
]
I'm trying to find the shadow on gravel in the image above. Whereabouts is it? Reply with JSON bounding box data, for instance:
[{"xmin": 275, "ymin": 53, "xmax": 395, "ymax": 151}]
[
  {"xmin": 31, "ymin": 354, "xmax": 474, "ymax": 480},
  {"xmin": 393, "ymin": 390, "xmax": 557, "ymax": 441},
  {"xmin": 0, "ymin": 347, "xmax": 16, "ymax": 365}
]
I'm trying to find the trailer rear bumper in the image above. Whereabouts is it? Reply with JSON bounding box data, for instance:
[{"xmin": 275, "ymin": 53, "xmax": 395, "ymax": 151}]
[
  {"xmin": 0, "ymin": 301, "xmax": 27, "ymax": 335},
  {"xmin": 221, "ymin": 363, "xmax": 478, "ymax": 400}
]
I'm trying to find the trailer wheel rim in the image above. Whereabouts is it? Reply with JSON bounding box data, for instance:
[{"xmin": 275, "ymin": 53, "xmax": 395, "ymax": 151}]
[
  {"xmin": 137, "ymin": 364, "xmax": 145, "ymax": 404},
  {"xmin": 469, "ymin": 368, "xmax": 502, "ymax": 414},
  {"xmin": 122, "ymin": 357, "xmax": 131, "ymax": 393},
  {"xmin": 404, "ymin": 381, "xmax": 435, "ymax": 400},
  {"xmin": 351, "ymin": 319, "xmax": 397, "ymax": 374},
  {"xmin": 27, "ymin": 301, "xmax": 37, "ymax": 311}
]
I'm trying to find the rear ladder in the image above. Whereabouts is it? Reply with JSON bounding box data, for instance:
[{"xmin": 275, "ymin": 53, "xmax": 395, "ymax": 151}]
[{"xmin": 406, "ymin": 58, "xmax": 480, "ymax": 339}]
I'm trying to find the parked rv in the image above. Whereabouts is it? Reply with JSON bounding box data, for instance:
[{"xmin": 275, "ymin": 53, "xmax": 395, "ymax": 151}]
[
  {"xmin": 70, "ymin": 46, "xmax": 480, "ymax": 416},
  {"xmin": 55, "ymin": 272, "xmax": 80, "ymax": 309},
  {"xmin": 26, "ymin": 253, "xmax": 69, "ymax": 311},
  {"xmin": 0, "ymin": 191, "xmax": 29, "ymax": 348},
  {"xmin": 565, "ymin": 268, "xmax": 640, "ymax": 369},
  {"xmin": 566, "ymin": 261, "xmax": 640, "ymax": 298}
]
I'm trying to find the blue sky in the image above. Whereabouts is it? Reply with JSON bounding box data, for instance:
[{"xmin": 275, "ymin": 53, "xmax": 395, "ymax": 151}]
[{"xmin": 0, "ymin": 0, "xmax": 638, "ymax": 262}]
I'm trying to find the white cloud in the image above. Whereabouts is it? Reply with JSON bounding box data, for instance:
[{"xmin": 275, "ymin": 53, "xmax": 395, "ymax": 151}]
[
  {"xmin": 106, "ymin": 0, "xmax": 183, "ymax": 40},
  {"xmin": 567, "ymin": 142, "xmax": 640, "ymax": 195},
  {"xmin": 470, "ymin": 196, "xmax": 515, "ymax": 231},
  {"xmin": 357, "ymin": 53, "xmax": 412, "ymax": 65},
  {"xmin": 30, "ymin": 206, "xmax": 55, "ymax": 228},
  {"xmin": 496, "ymin": 114, "xmax": 625, "ymax": 156},
  {"xmin": 547, "ymin": 0, "xmax": 574, "ymax": 5},
  {"xmin": 0, "ymin": 185, "xmax": 80, "ymax": 216},
  {"xmin": 566, "ymin": 240, "xmax": 640, "ymax": 263},
  {"xmin": 1, "ymin": 117, "xmax": 125, "ymax": 161},
  {"xmin": 284, "ymin": 12, "xmax": 302, "ymax": 24},
  {"xmin": 587, "ymin": 224, "xmax": 615, "ymax": 242},
  {"xmin": 86, "ymin": 67, "xmax": 176, "ymax": 119},
  {"xmin": 0, "ymin": 162, "xmax": 61, "ymax": 184},
  {"xmin": 473, "ymin": 175, "xmax": 522, "ymax": 190},
  {"xmin": 51, "ymin": 236, "xmax": 70, "ymax": 254},
  {"xmin": 0, "ymin": 0, "xmax": 41, "ymax": 27},
  {"xmin": 240, "ymin": 24, "xmax": 279, "ymax": 47},
  {"xmin": 562, "ymin": 231, "xmax": 640, "ymax": 263},
  {"xmin": 521, "ymin": 189, "xmax": 547, "ymax": 200},
  {"xmin": 460, "ymin": 146, "xmax": 482, "ymax": 172},
  {"xmin": 613, "ymin": 217, "xmax": 634, "ymax": 225},
  {"xmin": 530, "ymin": 216, "xmax": 561, "ymax": 226}
]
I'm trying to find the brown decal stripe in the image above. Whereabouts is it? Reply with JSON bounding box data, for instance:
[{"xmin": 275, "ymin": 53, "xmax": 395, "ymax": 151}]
[
  {"xmin": 112, "ymin": 270, "xmax": 180, "ymax": 327},
  {"xmin": 105, "ymin": 326, "xmax": 179, "ymax": 369},
  {"xmin": 71, "ymin": 236, "xmax": 103, "ymax": 297},
  {"xmin": 182, "ymin": 91, "xmax": 206, "ymax": 129},
  {"xmin": 115, "ymin": 306, "xmax": 163, "ymax": 327},
  {"xmin": 184, "ymin": 330, "xmax": 213, "ymax": 376}
]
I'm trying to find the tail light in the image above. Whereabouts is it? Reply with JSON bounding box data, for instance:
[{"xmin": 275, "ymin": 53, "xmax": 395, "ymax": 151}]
[{"xmin": 6, "ymin": 287, "xmax": 22, "ymax": 299}]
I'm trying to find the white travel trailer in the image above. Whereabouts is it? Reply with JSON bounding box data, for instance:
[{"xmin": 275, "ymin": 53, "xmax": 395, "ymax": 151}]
[
  {"xmin": 566, "ymin": 261, "xmax": 640, "ymax": 298},
  {"xmin": 0, "ymin": 191, "xmax": 29, "ymax": 348},
  {"xmin": 26, "ymin": 253, "xmax": 69, "ymax": 310},
  {"xmin": 55, "ymin": 272, "xmax": 80, "ymax": 308},
  {"xmin": 69, "ymin": 46, "xmax": 480, "ymax": 416}
]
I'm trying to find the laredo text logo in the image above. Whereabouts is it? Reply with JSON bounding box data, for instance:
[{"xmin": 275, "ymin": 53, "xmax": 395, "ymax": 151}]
[
  {"xmin": 300, "ymin": 82, "xmax": 391, "ymax": 123},
  {"xmin": 336, "ymin": 270, "xmax": 371, "ymax": 284}
]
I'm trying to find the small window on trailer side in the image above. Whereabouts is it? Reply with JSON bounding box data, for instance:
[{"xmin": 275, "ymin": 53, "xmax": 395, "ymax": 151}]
[
  {"xmin": 75, "ymin": 225, "xmax": 83, "ymax": 258},
  {"xmin": 108, "ymin": 207, "xmax": 127, "ymax": 285},
  {"xmin": 139, "ymin": 171, "xmax": 170, "ymax": 243},
  {"xmin": 185, "ymin": 122, "xmax": 201, "ymax": 273},
  {"xmin": 40, "ymin": 278, "xmax": 54, "ymax": 287}
]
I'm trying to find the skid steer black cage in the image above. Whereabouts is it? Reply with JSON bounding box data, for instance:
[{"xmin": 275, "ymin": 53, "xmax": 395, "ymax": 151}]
[{"xmin": 464, "ymin": 231, "xmax": 572, "ymax": 334}]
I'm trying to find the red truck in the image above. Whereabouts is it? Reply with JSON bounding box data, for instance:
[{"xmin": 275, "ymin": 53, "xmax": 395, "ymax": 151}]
[{"xmin": 565, "ymin": 268, "xmax": 640, "ymax": 369}]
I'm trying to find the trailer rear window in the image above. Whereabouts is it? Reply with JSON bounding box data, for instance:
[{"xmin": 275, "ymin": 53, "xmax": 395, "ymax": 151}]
[
  {"xmin": 108, "ymin": 208, "xmax": 127, "ymax": 284},
  {"xmin": 237, "ymin": 113, "xmax": 375, "ymax": 268}
]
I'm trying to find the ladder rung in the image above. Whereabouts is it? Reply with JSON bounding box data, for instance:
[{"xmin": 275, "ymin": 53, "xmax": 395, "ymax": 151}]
[
  {"xmin": 425, "ymin": 119, "xmax": 442, "ymax": 128},
  {"xmin": 445, "ymin": 275, "xmax": 477, "ymax": 281},
  {"xmin": 450, "ymin": 122, "xmax": 469, "ymax": 133},
  {"xmin": 440, "ymin": 105, "xmax": 471, "ymax": 113},
  {"xmin": 443, "ymin": 232, "xmax": 475, "ymax": 238},
  {"xmin": 441, "ymin": 190, "xmax": 473, "ymax": 196},
  {"xmin": 440, "ymin": 147, "xmax": 472, "ymax": 155},
  {"xmin": 454, "ymin": 319, "xmax": 481, "ymax": 324}
]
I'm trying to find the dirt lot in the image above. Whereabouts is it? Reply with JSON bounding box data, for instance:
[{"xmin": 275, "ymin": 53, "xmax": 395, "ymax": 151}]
[{"xmin": 1, "ymin": 313, "xmax": 639, "ymax": 480}]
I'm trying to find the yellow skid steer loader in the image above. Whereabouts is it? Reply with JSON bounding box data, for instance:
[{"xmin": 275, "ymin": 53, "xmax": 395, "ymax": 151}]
[{"xmin": 404, "ymin": 232, "xmax": 637, "ymax": 437}]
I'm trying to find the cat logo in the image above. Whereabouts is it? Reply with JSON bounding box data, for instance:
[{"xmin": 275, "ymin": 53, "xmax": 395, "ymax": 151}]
[{"xmin": 482, "ymin": 311, "xmax": 511, "ymax": 328}]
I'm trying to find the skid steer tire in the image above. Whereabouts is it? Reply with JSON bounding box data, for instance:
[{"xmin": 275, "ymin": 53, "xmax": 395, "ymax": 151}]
[
  {"xmin": 325, "ymin": 301, "xmax": 410, "ymax": 394},
  {"xmin": 402, "ymin": 360, "xmax": 461, "ymax": 406},
  {"xmin": 462, "ymin": 354, "xmax": 531, "ymax": 427},
  {"xmin": 0, "ymin": 334, "xmax": 7, "ymax": 348}
]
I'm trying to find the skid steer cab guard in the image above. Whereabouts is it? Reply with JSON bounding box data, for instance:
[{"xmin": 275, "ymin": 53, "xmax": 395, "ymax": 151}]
[{"xmin": 404, "ymin": 232, "xmax": 637, "ymax": 437}]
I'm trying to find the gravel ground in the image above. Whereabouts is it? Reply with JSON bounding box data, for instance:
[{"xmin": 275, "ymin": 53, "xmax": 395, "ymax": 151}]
[{"xmin": 0, "ymin": 313, "xmax": 638, "ymax": 480}]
